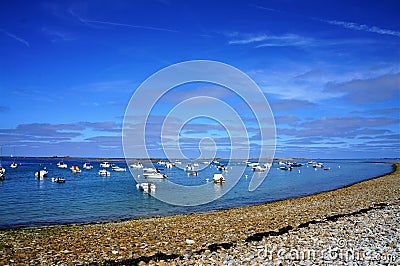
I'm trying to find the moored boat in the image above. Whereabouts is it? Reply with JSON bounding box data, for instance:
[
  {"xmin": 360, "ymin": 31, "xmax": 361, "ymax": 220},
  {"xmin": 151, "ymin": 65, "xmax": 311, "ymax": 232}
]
[
  {"xmin": 143, "ymin": 168, "xmax": 167, "ymax": 179},
  {"xmin": 83, "ymin": 162, "xmax": 93, "ymax": 170},
  {"xmin": 129, "ymin": 162, "xmax": 143, "ymax": 169},
  {"xmin": 213, "ymin": 173, "xmax": 225, "ymax": 184},
  {"xmin": 70, "ymin": 165, "xmax": 81, "ymax": 173},
  {"xmin": 112, "ymin": 165, "xmax": 127, "ymax": 172},
  {"xmin": 51, "ymin": 177, "xmax": 66, "ymax": 183},
  {"xmin": 136, "ymin": 182, "xmax": 156, "ymax": 193},
  {"xmin": 98, "ymin": 169, "xmax": 110, "ymax": 176},
  {"xmin": 57, "ymin": 161, "xmax": 68, "ymax": 169},
  {"xmin": 35, "ymin": 168, "xmax": 48, "ymax": 179},
  {"xmin": 100, "ymin": 162, "xmax": 111, "ymax": 168},
  {"xmin": 10, "ymin": 162, "xmax": 18, "ymax": 169}
]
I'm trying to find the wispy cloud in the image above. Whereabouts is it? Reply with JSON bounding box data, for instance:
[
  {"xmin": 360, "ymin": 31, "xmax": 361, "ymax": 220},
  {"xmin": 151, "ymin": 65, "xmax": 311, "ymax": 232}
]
[
  {"xmin": 321, "ymin": 19, "xmax": 400, "ymax": 37},
  {"xmin": 330, "ymin": 73, "xmax": 400, "ymax": 104},
  {"xmin": 42, "ymin": 27, "xmax": 76, "ymax": 42},
  {"xmin": 69, "ymin": 9, "xmax": 178, "ymax": 33},
  {"xmin": 0, "ymin": 28, "xmax": 30, "ymax": 47},
  {"xmin": 228, "ymin": 33, "xmax": 313, "ymax": 47},
  {"xmin": 229, "ymin": 34, "xmax": 268, "ymax": 45}
]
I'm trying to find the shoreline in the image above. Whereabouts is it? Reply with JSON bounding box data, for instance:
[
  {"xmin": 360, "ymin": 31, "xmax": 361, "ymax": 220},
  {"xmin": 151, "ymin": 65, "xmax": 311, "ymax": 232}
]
[{"xmin": 1, "ymin": 163, "xmax": 399, "ymax": 264}]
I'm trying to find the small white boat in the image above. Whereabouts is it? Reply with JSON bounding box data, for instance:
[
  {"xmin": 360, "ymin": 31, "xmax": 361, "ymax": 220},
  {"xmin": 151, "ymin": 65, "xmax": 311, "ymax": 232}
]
[
  {"xmin": 57, "ymin": 161, "xmax": 68, "ymax": 169},
  {"xmin": 100, "ymin": 162, "xmax": 111, "ymax": 168},
  {"xmin": 10, "ymin": 162, "xmax": 18, "ymax": 169},
  {"xmin": 83, "ymin": 162, "xmax": 93, "ymax": 170},
  {"xmin": 247, "ymin": 162, "xmax": 259, "ymax": 167},
  {"xmin": 213, "ymin": 173, "xmax": 225, "ymax": 184},
  {"xmin": 174, "ymin": 160, "xmax": 182, "ymax": 165},
  {"xmin": 144, "ymin": 172, "xmax": 167, "ymax": 179},
  {"xmin": 202, "ymin": 161, "xmax": 209, "ymax": 164},
  {"xmin": 98, "ymin": 169, "xmax": 110, "ymax": 176},
  {"xmin": 35, "ymin": 168, "xmax": 48, "ymax": 179},
  {"xmin": 136, "ymin": 182, "xmax": 156, "ymax": 193},
  {"xmin": 0, "ymin": 166, "xmax": 5, "ymax": 175},
  {"xmin": 112, "ymin": 165, "xmax": 127, "ymax": 172},
  {"xmin": 70, "ymin": 165, "xmax": 82, "ymax": 173},
  {"xmin": 185, "ymin": 164, "xmax": 194, "ymax": 171},
  {"xmin": 51, "ymin": 177, "xmax": 65, "ymax": 183},
  {"xmin": 313, "ymin": 163, "xmax": 324, "ymax": 168},
  {"xmin": 188, "ymin": 171, "xmax": 198, "ymax": 176},
  {"xmin": 193, "ymin": 163, "xmax": 199, "ymax": 167},
  {"xmin": 165, "ymin": 163, "xmax": 174, "ymax": 169},
  {"xmin": 143, "ymin": 168, "xmax": 167, "ymax": 179},
  {"xmin": 129, "ymin": 162, "xmax": 143, "ymax": 169},
  {"xmin": 252, "ymin": 165, "xmax": 267, "ymax": 172},
  {"xmin": 263, "ymin": 163, "xmax": 272, "ymax": 168}
]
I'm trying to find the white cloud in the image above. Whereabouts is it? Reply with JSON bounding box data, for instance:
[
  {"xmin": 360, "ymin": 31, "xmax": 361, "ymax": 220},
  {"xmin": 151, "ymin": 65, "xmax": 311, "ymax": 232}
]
[
  {"xmin": 229, "ymin": 34, "xmax": 268, "ymax": 44},
  {"xmin": 0, "ymin": 28, "xmax": 30, "ymax": 47},
  {"xmin": 228, "ymin": 33, "xmax": 313, "ymax": 47},
  {"xmin": 322, "ymin": 19, "xmax": 400, "ymax": 37}
]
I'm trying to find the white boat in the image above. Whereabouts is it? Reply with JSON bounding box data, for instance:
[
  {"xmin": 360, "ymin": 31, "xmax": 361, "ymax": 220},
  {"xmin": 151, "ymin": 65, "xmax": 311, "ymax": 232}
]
[
  {"xmin": 213, "ymin": 173, "xmax": 225, "ymax": 184},
  {"xmin": 165, "ymin": 163, "xmax": 174, "ymax": 169},
  {"xmin": 313, "ymin": 163, "xmax": 324, "ymax": 168},
  {"xmin": 129, "ymin": 162, "xmax": 143, "ymax": 169},
  {"xmin": 57, "ymin": 161, "xmax": 68, "ymax": 169},
  {"xmin": 174, "ymin": 160, "xmax": 182, "ymax": 165},
  {"xmin": 143, "ymin": 168, "xmax": 167, "ymax": 179},
  {"xmin": 35, "ymin": 168, "xmax": 48, "ymax": 178},
  {"xmin": 136, "ymin": 182, "xmax": 156, "ymax": 193},
  {"xmin": 185, "ymin": 164, "xmax": 194, "ymax": 171},
  {"xmin": 247, "ymin": 162, "xmax": 259, "ymax": 168},
  {"xmin": 144, "ymin": 172, "xmax": 167, "ymax": 179},
  {"xmin": 263, "ymin": 163, "xmax": 272, "ymax": 168},
  {"xmin": 70, "ymin": 165, "xmax": 81, "ymax": 173},
  {"xmin": 98, "ymin": 169, "xmax": 110, "ymax": 176},
  {"xmin": 112, "ymin": 166, "xmax": 127, "ymax": 172},
  {"xmin": 0, "ymin": 166, "xmax": 5, "ymax": 175},
  {"xmin": 193, "ymin": 163, "xmax": 199, "ymax": 167},
  {"xmin": 83, "ymin": 162, "xmax": 93, "ymax": 170},
  {"xmin": 0, "ymin": 147, "xmax": 5, "ymax": 180},
  {"xmin": 10, "ymin": 162, "xmax": 18, "ymax": 169},
  {"xmin": 100, "ymin": 162, "xmax": 111, "ymax": 168},
  {"xmin": 252, "ymin": 165, "xmax": 267, "ymax": 172},
  {"xmin": 202, "ymin": 161, "xmax": 209, "ymax": 164},
  {"xmin": 51, "ymin": 177, "xmax": 65, "ymax": 183}
]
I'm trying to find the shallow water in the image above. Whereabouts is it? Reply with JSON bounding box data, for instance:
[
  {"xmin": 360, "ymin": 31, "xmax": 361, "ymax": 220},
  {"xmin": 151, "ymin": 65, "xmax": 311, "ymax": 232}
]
[{"xmin": 0, "ymin": 158, "xmax": 395, "ymax": 229}]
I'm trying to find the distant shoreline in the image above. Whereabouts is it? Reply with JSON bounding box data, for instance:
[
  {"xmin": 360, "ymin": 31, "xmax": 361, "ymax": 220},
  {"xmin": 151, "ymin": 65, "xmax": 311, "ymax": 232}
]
[{"xmin": 1, "ymin": 155, "xmax": 398, "ymax": 161}]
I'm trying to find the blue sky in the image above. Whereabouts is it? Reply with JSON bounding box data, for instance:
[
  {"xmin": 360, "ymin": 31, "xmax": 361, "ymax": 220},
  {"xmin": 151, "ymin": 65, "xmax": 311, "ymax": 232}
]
[{"xmin": 0, "ymin": 0, "xmax": 399, "ymax": 159}]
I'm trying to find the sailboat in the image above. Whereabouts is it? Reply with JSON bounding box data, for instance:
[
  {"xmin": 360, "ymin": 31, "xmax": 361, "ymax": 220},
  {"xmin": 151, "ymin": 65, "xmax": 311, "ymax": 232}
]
[{"xmin": 10, "ymin": 147, "xmax": 18, "ymax": 168}]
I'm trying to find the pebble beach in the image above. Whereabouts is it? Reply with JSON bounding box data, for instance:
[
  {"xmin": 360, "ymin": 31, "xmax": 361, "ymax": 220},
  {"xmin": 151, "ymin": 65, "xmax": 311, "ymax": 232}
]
[{"xmin": 1, "ymin": 163, "xmax": 399, "ymax": 265}]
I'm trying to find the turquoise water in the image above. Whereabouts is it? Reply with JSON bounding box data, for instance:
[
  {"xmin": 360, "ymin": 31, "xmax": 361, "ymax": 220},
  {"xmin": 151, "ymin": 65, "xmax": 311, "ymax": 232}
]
[{"xmin": 0, "ymin": 158, "xmax": 395, "ymax": 229}]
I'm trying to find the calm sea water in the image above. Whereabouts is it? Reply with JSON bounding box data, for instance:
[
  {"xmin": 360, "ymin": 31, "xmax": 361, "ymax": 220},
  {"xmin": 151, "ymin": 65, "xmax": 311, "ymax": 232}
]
[{"xmin": 0, "ymin": 158, "xmax": 395, "ymax": 229}]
